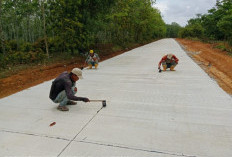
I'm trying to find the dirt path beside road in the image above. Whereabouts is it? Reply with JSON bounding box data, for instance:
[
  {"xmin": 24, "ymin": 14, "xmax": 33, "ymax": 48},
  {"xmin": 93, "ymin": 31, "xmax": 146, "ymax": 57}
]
[{"xmin": 176, "ymin": 38, "xmax": 232, "ymax": 96}]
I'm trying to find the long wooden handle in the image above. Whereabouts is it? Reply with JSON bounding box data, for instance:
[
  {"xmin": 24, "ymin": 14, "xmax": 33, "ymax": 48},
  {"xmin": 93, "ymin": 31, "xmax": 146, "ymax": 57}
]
[{"xmin": 90, "ymin": 100, "xmax": 105, "ymax": 102}]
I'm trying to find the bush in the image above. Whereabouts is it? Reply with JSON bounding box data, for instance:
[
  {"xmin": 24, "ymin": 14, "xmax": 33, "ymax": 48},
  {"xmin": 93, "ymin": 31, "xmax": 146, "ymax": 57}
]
[
  {"xmin": 47, "ymin": 37, "xmax": 62, "ymax": 53},
  {"xmin": 8, "ymin": 51, "xmax": 30, "ymax": 64},
  {"xmin": 0, "ymin": 53, "xmax": 7, "ymax": 68},
  {"xmin": 214, "ymin": 44, "xmax": 226, "ymax": 51},
  {"xmin": 33, "ymin": 38, "xmax": 46, "ymax": 52},
  {"xmin": 20, "ymin": 42, "xmax": 33, "ymax": 52}
]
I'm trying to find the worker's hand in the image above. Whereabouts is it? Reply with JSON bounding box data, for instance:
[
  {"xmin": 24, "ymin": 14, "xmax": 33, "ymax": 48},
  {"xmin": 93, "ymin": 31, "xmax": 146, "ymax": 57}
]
[
  {"xmin": 74, "ymin": 87, "xmax": 77, "ymax": 92},
  {"xmin": 158, "ymin": 66, "xmax": 160, "ymax": 69},
  {"xmin": 82, "ymin": 97, "xmax": 90, "ymax": 102}
]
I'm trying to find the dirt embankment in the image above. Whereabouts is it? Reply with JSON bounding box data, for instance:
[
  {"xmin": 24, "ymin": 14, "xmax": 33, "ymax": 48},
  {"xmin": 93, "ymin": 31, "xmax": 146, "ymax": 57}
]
[{"xmin": 176, "ymin": 38, "xmax": 232, "ymax": 96}]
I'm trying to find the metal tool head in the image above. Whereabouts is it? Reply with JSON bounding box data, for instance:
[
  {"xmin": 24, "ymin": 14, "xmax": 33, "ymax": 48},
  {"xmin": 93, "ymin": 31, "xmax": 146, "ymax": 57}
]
[{"xmin": 102, "ymin": 100, "xmax": 106, "ymax": 107}]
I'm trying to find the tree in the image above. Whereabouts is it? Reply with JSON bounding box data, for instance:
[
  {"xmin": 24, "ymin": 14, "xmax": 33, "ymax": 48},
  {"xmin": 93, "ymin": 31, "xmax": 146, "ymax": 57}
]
[
  {"xmin": 166, "ymin": 22, "xmax": 182, "ymax": 38},
  {"xmin": 48, "ymin": 0, "xmax": 84, "ymax": 53},
  {"xmin": 0, "ymin": 0, "xmax": 167, "ymax": 68},
  {"xmin": 41, "ymin": 0, "xmax": 49, "ymax": 57},
  {"xmin": 180, "ymin": 0, "xmax": 232, "ymax": 43},
  {"xmin": 217, "ymin": 12, "xmax": 232, "ymax": 44},
  {"xmin": 0, "ymin": 0, "xmax": 4, "ymax": 54}
]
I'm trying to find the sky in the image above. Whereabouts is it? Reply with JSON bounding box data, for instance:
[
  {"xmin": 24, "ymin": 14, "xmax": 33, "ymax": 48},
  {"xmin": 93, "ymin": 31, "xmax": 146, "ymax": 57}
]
[{"xmin": 154, "ymin": 0, "xmax": 217, "ymax": 26}]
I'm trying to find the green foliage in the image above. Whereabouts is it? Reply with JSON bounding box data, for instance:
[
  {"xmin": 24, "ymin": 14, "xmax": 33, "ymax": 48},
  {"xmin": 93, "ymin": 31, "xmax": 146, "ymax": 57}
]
[
  {"xmin": 182, "ymin": 0, "xmax": 232, "ymax": 45},
  {"xmin": 180, "ymin": 24, "xmax": 204, "ymax": 38},
  {"xmin": 0, "ymin": 53, "xmax": 7, "ymax": 68},
  {"xmin": 217, "ymin": 12, "xmax": 232, "ymax": 40},
  {"xmin": 0, "ymin": 49, "xmax": 46, "ymax": 67},
  {"xmin": 214, "ymin": 44, "xmax": 227, "ymax": 51},
  {"xmin": 104, "ymin": 0, "xmax": 166, "ymax": 45},
  {"xmin": 8, "ymin": 40, "xmax": 18, "ymax": 51},
  {"xmin": 0, "ymin": 0, "xmax": 167, "ymax": 68},
  {"xmin": 166, "ymin": 22, "xmax": 182, "ymax": 38},
  {"xmin": 214, "ymin": 42, "xmax": 232, "ymax": 53},
  {"xmin": 20, "ymin": 42, "xmax": 32, "ymax": 52}
]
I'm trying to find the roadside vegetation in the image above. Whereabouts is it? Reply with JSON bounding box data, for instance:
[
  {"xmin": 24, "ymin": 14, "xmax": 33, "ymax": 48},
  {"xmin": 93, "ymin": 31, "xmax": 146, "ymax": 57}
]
[
  {"xmin": 167, "ymin": 0, "xmax": 232, "ymax": 54},
  {"xmin": 0, "ymin": 0, "xmax": 166, "ymax": 74}
]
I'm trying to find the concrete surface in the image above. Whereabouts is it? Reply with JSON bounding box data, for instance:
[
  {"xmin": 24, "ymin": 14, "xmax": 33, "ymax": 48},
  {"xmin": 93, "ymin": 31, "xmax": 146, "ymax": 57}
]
[{"xmin": 0, "ymin": 39, "xmax": 232, "ymax": 157}]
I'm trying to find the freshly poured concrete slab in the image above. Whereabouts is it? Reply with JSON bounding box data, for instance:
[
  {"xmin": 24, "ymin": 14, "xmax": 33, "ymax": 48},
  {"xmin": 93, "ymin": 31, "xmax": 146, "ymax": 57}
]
[
  {"xmin": 0, "ymin": 131, "xmax": 69, "ymax": 156},
  {"xmin": 60, "ymin": 141, "xmax": 178, "ymax": 157},
  {"xmin": 0, "ymin": 39, "xmax": 232, "ymax": 157}
]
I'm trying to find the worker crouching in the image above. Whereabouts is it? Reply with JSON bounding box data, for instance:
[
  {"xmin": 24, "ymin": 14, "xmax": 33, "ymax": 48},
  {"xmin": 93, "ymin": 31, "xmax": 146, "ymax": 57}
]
[
  {"xmin": 49, "ymin": 68, "xmax": 90, "ymax": 111},
  {"xmin": 158, "ymin": 54, "xmax": 179, "ymax": 71},
  {"xmin": 85, "ymin": 50, "xmax": 100, "ymax": 69}
]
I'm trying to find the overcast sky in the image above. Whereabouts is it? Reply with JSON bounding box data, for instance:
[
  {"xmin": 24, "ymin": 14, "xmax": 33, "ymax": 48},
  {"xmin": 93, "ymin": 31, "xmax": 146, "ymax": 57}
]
[{"xmin": 154, "ymin": 0, "xmax": 217, "ymax": 26}]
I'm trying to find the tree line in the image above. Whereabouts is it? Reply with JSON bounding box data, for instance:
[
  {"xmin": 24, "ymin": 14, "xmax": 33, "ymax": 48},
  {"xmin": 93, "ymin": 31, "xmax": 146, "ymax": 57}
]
[
  {"xmin": 179, "ymin": 0, "xmax": 232, "ymax": 46},
  {"xmin": 0, "ymin": 0, "xmax": 166, "ymax": 68}
]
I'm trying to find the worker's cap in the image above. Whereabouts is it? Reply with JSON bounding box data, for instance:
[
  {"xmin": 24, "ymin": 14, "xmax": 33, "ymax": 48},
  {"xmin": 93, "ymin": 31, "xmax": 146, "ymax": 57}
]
[
  {"xmin": 89, "ymin": 50, "xmax": 94, "ymax": 53},
  {"xmin": 167, "ymin": 54, "xmax": 173, "ymax": 59},
  {"xmin": 71, "ymin": 68, "xmax": 83, "ymax": 79}
]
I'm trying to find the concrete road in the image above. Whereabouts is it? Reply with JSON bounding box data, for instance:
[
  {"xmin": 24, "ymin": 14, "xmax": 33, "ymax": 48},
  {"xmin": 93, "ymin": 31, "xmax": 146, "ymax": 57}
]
[{"xmin": 0, "ymin": 39, "xmax": 232, "ymax": 157}]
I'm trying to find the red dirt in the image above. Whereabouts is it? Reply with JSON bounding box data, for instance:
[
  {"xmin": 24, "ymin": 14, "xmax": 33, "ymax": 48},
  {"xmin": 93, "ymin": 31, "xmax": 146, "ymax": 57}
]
[{"xmin": 176, "ymin": 38, "xmax": 232, "ymax": 96}]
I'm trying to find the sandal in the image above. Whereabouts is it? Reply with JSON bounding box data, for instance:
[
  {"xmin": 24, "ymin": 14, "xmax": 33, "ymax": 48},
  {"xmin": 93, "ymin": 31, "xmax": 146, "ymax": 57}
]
[{"xmin": 57, "ymin": 106, "xmax": 69, "ymax": 111}]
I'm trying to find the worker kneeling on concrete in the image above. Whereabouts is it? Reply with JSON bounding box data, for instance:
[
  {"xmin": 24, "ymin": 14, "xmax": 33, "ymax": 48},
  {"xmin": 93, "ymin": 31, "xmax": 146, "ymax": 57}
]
[
  {"xmin": 49, "ymin": 68, "xmax": 90, "ymax": 111},
  {"xmin": 85, "ymin": 50, "xmax": 100, "ymax": 69},
  {"xmin": 158, "ymin": 54, "xmax": 179, "ymax": 71}
]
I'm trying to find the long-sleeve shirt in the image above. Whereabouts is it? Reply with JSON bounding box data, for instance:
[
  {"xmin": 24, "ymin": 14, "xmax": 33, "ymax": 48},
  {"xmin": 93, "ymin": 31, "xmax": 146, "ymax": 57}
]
[
  {"xmin": 49, "ymin": 72, "xmax": 85, "ymax": 101},
  {"xmin": 158, "ymin": 54, "xmax": 179, "ymax": 67}
]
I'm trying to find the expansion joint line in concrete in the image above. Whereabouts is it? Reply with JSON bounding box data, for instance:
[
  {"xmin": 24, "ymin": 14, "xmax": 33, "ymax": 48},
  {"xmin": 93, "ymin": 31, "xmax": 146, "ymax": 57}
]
[
  {"xmin": 78, "ymin": 140, "xmax": 196, "ymax": 157},
  {"xmin": 0, "ymin": 129, "xmax": 69, "ymax": 141},
  {"xmin": 57, "ymin": 106, "xmax": 104, "ymax": 157}
]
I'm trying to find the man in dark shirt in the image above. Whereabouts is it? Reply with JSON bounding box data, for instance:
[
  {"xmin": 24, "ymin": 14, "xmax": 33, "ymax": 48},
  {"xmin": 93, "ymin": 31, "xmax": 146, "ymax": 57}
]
[{"xmin": 49, "ymin": 68, "xmax": 90, "ymax": 111}]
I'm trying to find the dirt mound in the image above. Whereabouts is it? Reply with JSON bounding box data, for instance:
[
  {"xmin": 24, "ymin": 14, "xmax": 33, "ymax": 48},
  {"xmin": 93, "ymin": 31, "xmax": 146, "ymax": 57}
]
[{"xmin": 176, "ymin": 38, "xmax": 232, "ymax": 96}]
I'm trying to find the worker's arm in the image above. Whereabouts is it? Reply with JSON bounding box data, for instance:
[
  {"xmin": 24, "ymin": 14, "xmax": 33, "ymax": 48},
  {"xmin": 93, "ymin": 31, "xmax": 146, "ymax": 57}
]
[
  {"xmin": 172, "ymin": 55, "xmax": 179, "ymax": 63},
  {"xmin": 158, "ymin": 56, "xmax": 167, "ymax": 68},
  {"xmin": 64, "ymin": 82, "xmax": 89, "ymax": 102},
  {"xmin": 96, "ymin": 53, "xmax": 100, "ymax": 61}
]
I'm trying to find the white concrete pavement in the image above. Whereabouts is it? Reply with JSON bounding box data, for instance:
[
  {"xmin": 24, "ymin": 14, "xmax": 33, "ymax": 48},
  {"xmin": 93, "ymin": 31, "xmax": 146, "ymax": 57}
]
[{"xmin": 0, "ymin": 38, "xmax": 232, "ymax": 157}]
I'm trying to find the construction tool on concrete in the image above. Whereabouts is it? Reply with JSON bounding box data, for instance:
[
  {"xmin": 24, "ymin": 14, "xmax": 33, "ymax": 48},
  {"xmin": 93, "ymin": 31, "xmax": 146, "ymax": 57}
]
[{"xmin": 90, "ymin": 100, "xmax": 106, "ymax": 107}]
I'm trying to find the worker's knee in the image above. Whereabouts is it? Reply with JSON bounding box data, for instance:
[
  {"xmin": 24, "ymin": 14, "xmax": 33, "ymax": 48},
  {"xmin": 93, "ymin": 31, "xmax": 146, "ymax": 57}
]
[
  {"xmin": 88, "ymin": 64, "xmax": 92, "ymax": 69},
  {"xmin": 162, "ymin": 64, "xmax": 167, "ymax": 71},
  {"xmin": 94, "ymin": 64, "xmax": 98, "ymax": 69},
  {"xmin": 170, "ymin": 65, "xmax": 176, "ymax": 71}
]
